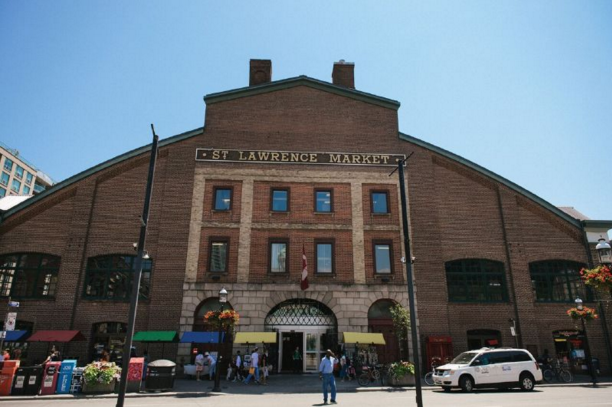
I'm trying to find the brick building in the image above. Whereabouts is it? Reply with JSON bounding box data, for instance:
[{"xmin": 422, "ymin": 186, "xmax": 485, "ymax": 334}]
[{"xmin": 1, "ymin": 60, "xmax": 610, "ymax": 374}]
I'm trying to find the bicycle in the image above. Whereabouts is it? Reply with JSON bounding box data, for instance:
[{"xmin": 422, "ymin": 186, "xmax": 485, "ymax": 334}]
[
  {"xmin": 542, "ymin": 360, "xmax": 573, "ymax": 383},
  {"xmin": 424, "ymin": 357, "xmax": 442, "ymax": 386},
  {"xmin": 357, "ymin": 365, "xmax": 381, "ymax": 386}
]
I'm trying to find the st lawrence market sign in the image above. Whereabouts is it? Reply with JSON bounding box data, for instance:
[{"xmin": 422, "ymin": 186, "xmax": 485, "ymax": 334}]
[{"xmin": 195, "ymin": 148, "xmax": 405, "ymax": 167}]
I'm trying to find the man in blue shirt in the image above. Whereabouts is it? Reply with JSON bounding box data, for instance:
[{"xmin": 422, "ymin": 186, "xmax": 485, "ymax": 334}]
[{"xmin": 318, "ymin": 349, "xmax": 338, "ymax": 404}]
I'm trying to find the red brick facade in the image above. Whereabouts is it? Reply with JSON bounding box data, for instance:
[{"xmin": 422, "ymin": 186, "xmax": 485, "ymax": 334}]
[{"xmin": 0, "ymin": 61, "xmax": 609, "ymax": 375}]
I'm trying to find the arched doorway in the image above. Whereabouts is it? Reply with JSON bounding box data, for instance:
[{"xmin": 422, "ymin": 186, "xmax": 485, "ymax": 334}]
[
  {"xmin": 265, "ymin": 299, "xmax": 337, "ymax": 372},
  {"xmin": 192, "ymin": 297, "xmax": 234, "ymax": 364},
  {"xmin": 467, "ymin": 329, "xmax": 502, "ymax": 350},
  {"xmin": 368, "ymin": 300, "xmax": 402, "ymax": 363}
]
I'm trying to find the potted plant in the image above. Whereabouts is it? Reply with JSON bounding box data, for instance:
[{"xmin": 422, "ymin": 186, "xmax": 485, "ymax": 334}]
[
  {"xmin": 387, "ymin": 361, "xmax": 416, "ymax": 386},
  {"xmin": 567, "ymin": 306, "xmax": 598, "ymax": 321},
  {"xmin": 580, "ymin": 265, "xmax": 612, "ymax": 292},
  {"xmin": 82, "ymin": 361, "xmax": 121, "ymax": 393}
]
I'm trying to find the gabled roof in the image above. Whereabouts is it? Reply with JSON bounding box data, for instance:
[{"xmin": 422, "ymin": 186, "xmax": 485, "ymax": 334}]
[
  {"xmin": 399, "ymin": 132, "xmax": 583, "ymax": 228},
  {"xmin": 0, "ymin": 127, "xmax": 204, "ymax": 223},
  {"xmin": 204, "ymin": 76, "xmax": 401, "ymax": 110}
]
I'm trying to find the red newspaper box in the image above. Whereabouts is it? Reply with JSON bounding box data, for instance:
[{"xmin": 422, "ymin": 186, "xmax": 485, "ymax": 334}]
[
  {"xmin": 39, "ymin": 362, "xmax": 61, "ymax": 395},
  {"xmin": 127, "ymin": 357, "xmax": 144, "ymax": 392},
  {"xmin": 0, "ymin": 360, "xmax": 20, "ymax": 396}
]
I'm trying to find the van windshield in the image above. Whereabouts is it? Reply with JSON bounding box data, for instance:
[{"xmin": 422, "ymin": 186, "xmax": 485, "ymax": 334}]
[{"xmin": 451, "ymin": 352, "xmax": 477, "ymax": 364}]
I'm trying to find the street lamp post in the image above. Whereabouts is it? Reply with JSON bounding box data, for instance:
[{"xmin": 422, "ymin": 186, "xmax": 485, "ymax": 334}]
[
  {"xmin": 575, "ymin": 297, "xmax": 597, "ymax": 386},
  {"xmin": 212, "ymin": 287, "xmax": 228, "ymax": 392},
  {"xmin": 596, "ymin": 238, "xmax": 612, "ymax": 265}
]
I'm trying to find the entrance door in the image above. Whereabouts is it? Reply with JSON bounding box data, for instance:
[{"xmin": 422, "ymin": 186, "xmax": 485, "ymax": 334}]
[{"xmin": 281, "ymin": 332, "xmax": 303, "ymax": 372}]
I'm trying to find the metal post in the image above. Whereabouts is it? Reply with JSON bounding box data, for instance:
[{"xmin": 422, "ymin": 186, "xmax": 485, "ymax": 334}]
[
  {"xmin": 116, "ymin": 126, "xmax": 159, "ymax": 407},
  {"xmin": 212, "ymin": 304, "xmax": 225, "ymax": 392},
  {"xmin": 392, "ymin": 156, "xmax": 423, "ymax": 407},
  {"xmin": 581, "ymin": 317, "xmax": 597, "ymax": 386}
]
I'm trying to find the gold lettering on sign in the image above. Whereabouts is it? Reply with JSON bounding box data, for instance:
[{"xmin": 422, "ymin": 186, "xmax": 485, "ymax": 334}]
[
  {"xmin": 238, "ymin": 151, "xmax": 247, "ymax": 160},
  {"xmin": 381, "ymin": 155, "xmax": 390, "ymax": 164},
  {"xmin": 372, "ymin": 155, "xmax": 380, "ymax": 164},
  {"xmin": 310, "ymin": 154, "xmax": 318, "ymax": 162},
  {"xmin": 329, "ymin": 154, "xmax": 341, "ymax": 163},
  {"xmin": 258, "ymin": 151, "xmax": 270, "ymax": 160},
  {"xmin": 300, "ymin": 154, "xmax": 309, "ymax": 162},
  {"xmin": 281, "ymin": 152, "xmax": 289, "ymax": 162},
  {"xmin": 212, "ymin": 150, "xmax": 221, "ymax": 160}
]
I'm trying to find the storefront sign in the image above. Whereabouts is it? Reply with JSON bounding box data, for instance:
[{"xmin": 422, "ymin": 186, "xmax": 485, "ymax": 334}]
[{"xmin": 196, "ymin": 148, "xmax": 405, "ymax": 167}]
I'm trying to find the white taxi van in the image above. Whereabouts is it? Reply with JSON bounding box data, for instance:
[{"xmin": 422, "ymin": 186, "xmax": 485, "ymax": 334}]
[{"xmin": 432, "ymin": 348, "xmax": 542, "ymax": 392}]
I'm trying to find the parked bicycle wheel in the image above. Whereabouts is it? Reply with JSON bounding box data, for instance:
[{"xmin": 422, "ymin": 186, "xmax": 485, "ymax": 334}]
[
  {"xmin": 543, "ymin": 369, "xmax": 554, "ymax": 383},
  {"xmin": 372, "ymin": 369, "xmax": 381, "ymax": 381},
  {"xmin": 358, "ymin": 373, "xmax": 370, "ymax": 386},
  {"xmin": 424, "ymin": 372, "xmax": 435, "ymax": 386},
  {"xmin": 559, "ymin": 369, "xmax": 573, "ymax": 383}
]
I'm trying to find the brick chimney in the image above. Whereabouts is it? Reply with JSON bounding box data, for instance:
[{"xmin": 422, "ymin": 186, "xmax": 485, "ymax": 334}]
[
  {"xmin": 332, "ymin": 60, "xmax": 355, "ymax": 89},
  {"xmin": 250, "ymin": 59, "xmax": 272, "ymax": 86}
]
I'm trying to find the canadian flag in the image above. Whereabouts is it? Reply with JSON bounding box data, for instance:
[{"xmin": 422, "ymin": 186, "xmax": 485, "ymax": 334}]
[{"xmin": 301, "ymin": 244, "xmax": 309, "ymax": 290}]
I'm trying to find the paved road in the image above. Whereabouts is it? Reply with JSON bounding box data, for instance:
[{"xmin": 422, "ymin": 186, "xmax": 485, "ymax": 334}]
[{"xmin": 2, "ymin": 385, "xmax": 612, "ymax": 407}]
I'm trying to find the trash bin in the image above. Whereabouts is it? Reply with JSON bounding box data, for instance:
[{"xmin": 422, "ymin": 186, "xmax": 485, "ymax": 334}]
[
  {"xmin": 145, "ymin": 359, "xmax": 176, "ymax": 391},
  {"xmin": 0, "ymin": 360, "xmax": 20, "ymax": 396},
  {"xmin": 40, "ymin": 361, "xmax": 61, "ymax": 395},
  {"xmin": 56, "ymin": 360, "xmax": 77, "ymax": 394},
  {"xmin": 127, "ymin": 357, "xmax": 144, "ymax": 393}
]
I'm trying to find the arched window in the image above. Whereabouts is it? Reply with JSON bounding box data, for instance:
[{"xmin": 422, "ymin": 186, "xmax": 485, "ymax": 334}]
[
  {"xmin": 193, "ymin": 298, "xmax": 234, "ymax": 332},
  {"xmin": 83, "ymin": 255, "xmax": 152, "ymax": 300},
  {"xmin": 530, "ymin": 260, "xmax": 589, "ymax": 302},
  {"xmin": 445, "ymin": 259, "xmax": 508, "ymax": 302},
  {"xmin": 0, "ymin": 253, "xmax": 60, "ymax": 298}
]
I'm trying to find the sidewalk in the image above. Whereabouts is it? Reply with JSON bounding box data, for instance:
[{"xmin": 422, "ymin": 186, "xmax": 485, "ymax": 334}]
[{"xmin": 0, "ymin": 373, "xmax": 610, "ymax": 402}]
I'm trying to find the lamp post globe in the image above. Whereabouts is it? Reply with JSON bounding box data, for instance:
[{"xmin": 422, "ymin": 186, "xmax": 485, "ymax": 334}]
[
  {"xmin": 596, "ymin": 238, "xmax": 612, "ymax": 265},
  {"xmin": 575, "ymin": 297, "xmax": 583, "ymax": 311},
  {"xmin": 219, "ymin": 287, "xmax": 228, "ymax": 304}
]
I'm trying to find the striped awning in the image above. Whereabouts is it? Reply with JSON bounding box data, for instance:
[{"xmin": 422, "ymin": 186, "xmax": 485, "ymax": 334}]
[
  {"xmin": 342, "ymin": 332, "xmax": 386, "ymax": 345},
  {"xmin": 234, "ymin": 332, "xmax": 277, "ymax": 344}
]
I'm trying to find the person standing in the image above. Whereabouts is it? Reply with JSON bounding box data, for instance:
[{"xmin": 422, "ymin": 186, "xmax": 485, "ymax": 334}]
[
  {"xmin": 195, "ymin": 352, "xmax": 205, "ymax": 381},
  {"xmin": 232, "ymin": 351, "xmax": 243, "ymax": 382},
  {"xmin": 339, "ymin": 353, "xmax": 347, "ymax": 381},
  {"xmin": 319, "ymin": 349, "xmax": 338, "ymax": 405},
  {"xmin": 293, "ymin": 346, "xmax": 302, "ymax": 373},
  {"xmin": 205, "ymin": 352, "xmax": 216, "ymax": 381},
  {"xmin": 243, "ymin": 347, "xmax": 260, "ymax": 384},
  {"xmin": 261, "ymin": 349, "xmax": 269, "ymax": 385}
]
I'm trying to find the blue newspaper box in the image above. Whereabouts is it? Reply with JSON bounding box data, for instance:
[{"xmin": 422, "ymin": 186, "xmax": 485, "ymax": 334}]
[{"xmin": 56, "ymin": 360, "xmax": 77, "ymax": 394}]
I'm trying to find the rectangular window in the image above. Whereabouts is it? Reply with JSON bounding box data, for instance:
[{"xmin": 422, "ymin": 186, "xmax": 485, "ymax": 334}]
[
  {"xmin": 271, "ymin": 189, "xmax": 289, "ymax": 212},
  {"xmin": 209, "ymin": 240, "xmax": 229, "ymax": 272},
  {"xmin": 0, "ymin": 187, "xmax": 5, "ymax": 198},
  {"xmin": 371, "ymin": 191, "xmax": 389, "ymax": 214},
  {"xmin": 15, "ymin": 166, "xmax": 24, "ymax": 179},
  {"xmin": 3, "ymin": 158, "xmax": 13, "ymax": 172},
  {"xmin": 25, "ymin": 172, "xmax": 33, "ymax": 185},
  {"xmin": 270, "ymin": 241, "xmax": 288, "ymax": 273},
  {"xmin": 0, "ymin": 253, "xmax": 60, "ymax": 298},
  {"xmin": 315, "ymin": 190, "xmax": 333, "ymax": 212},
  {"xmin": 374, "ymin": 242, "xmax": 393, "ymax": 274},
  {"xmin": 214, "ymin": 188, "xmax": 232, "ymax": 211},
  {"xmin": 11, "ymin": 179, "xmax": 21, "ymax": 193},
  {"xmin": 446, "ymin": 259, "xmax": 509, "ymax": 302},
  {"xmin": 0, "ymin": 172, "xmax": 8, "ymax": 186},
  {"xmin": 316, "ymin": 241, "xmax": 334, "ymax": 274},
  {"xmin": 530, "ymin": 260, "xmax": 590, "ymax": 302},
  {"xmin": 23, "ymin": 186, "xmax": 30, "ymax": 195}
]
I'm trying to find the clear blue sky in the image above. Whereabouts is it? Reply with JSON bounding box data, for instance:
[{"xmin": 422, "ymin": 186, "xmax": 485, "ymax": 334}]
[{"xmin": 1, "ymin": 1, "xmax": 611, "ymax": 220}]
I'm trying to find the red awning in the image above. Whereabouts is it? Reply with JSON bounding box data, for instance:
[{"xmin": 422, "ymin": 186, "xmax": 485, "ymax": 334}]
[{"xmin": 27, "ymin": 330, "xmax": 86, "ymax": 342}]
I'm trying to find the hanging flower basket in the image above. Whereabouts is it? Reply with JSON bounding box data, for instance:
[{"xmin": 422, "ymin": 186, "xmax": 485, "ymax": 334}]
[
  {"xmin": 567, "ymin": 306, "xmax": 598, "ymax": 321},
  {"xmin": 580, "ymin": 265, "xmax": 612, "ymax": 291},
  {"xmin": 204, "ymin": 309, "xmax": 240, "ymax": 328}
]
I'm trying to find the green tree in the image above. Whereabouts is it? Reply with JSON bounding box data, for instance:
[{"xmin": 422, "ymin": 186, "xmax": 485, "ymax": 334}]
[{"xmin": 390, "ymin": 303, "xmax": 410, "ymax": 360}]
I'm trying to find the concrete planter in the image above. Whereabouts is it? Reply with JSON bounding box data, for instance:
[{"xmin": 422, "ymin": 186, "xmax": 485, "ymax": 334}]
[
  {"xmin": 389, "ymin": 374, "xmax": 416, "ymax": 387},
  {"xmin": 82, "ymin": 380, "xmax": 116, "ymax": 394}
]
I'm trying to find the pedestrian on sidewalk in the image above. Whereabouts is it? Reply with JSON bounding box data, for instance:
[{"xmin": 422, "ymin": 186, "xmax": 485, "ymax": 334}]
[
  {"xmin": 319, "ymin": 349, "xmax": 338, "ymax": 405},
  {"xmin": 293, "ymin": 346, "xmax": 302, "ymax": 373},
  {"xmin": 232, "ymin": 351, "xmax": 243, "ymax": 382},
  {"xmin": 243, "ymin": 347, "xmax": 260, "ymax": 384},
  {"xmin": 195, "ymin": 352, "xmax": 205, "ymax": 381},
  {"xmin": 261, "ymin": 348, "xmax": 269, "ymax": 385},
  {"xmin": 205, "ymin": 352, "xmax": 217, "ymax": 381}
]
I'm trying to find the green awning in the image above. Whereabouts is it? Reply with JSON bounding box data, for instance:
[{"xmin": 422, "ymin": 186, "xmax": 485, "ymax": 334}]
[{"xmin": 133, "ymin": 331, "xmax": 179, "ymax": 343}]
